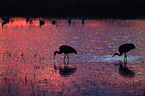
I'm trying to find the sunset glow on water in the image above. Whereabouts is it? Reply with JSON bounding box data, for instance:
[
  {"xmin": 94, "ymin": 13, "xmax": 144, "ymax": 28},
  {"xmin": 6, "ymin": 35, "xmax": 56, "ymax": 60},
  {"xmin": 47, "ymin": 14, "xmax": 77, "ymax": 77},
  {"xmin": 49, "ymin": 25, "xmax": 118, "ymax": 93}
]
[{"xmin": 0, "ymin": 18, "xmax": 145, "ymax": 96}]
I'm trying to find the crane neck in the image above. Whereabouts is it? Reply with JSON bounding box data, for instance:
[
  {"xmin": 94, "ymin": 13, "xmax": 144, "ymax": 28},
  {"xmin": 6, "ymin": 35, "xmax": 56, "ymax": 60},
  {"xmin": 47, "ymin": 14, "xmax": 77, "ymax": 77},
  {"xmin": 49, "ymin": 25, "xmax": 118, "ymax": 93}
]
[
  {"xmin": 54, "ymin": 51, "xmax": 62, "ymax": 58},
  {"xmin": 112, "ymin": 52, "xmax": 123, "ymax": 57}
]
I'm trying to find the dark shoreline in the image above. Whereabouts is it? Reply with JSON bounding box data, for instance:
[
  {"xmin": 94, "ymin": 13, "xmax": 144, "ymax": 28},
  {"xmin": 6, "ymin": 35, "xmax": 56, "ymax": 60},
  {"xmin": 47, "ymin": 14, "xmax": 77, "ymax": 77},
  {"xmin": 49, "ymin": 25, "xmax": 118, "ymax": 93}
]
[{"xmin": 1, "ymin": 12, "xmax": 145, "ymax": 20}]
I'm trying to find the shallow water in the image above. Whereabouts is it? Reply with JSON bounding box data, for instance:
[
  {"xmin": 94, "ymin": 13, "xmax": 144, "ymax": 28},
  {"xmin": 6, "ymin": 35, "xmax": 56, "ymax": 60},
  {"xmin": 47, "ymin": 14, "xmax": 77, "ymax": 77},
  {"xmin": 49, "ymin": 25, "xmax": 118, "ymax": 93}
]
[{"xmin": 0, "ymin": 18, "xmax": 145, "ymax": 96}]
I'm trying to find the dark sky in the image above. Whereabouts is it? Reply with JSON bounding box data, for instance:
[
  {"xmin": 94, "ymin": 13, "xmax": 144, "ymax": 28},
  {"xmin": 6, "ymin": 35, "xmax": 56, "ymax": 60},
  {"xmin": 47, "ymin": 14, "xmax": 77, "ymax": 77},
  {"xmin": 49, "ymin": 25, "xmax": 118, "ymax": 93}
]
[{"xmin": 0, "ymin": 0, "xmax": 145, "ymax": 18}]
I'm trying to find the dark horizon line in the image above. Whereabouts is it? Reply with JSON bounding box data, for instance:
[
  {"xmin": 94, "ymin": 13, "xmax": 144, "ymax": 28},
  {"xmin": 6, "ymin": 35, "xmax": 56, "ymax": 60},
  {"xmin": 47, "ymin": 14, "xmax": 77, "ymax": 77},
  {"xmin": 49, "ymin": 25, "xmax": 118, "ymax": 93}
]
[{"xmin": 1, "ymin": 14, "xmax": 145, "ymax": 19}]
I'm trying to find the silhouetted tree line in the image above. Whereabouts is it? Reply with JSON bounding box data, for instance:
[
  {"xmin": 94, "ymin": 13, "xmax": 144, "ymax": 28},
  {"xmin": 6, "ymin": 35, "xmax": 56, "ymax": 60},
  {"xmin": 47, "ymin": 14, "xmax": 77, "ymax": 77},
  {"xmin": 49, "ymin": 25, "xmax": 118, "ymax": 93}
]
[{"xmin": 0, "ymin": 0, "xmax": 145, "ymax": 18}]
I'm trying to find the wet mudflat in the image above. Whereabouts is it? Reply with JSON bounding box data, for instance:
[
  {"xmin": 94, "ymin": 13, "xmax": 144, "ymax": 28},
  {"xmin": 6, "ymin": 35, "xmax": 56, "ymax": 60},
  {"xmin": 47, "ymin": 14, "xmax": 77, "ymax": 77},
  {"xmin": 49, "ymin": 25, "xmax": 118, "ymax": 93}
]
[{"xmin": 0, "ymin": 18, "xmax": 145, "ymax": 96}]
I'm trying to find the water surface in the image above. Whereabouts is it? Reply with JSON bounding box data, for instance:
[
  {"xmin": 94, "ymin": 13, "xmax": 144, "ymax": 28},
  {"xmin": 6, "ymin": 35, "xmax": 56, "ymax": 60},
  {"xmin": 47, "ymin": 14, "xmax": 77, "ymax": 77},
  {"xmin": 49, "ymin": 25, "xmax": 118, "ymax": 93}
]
[{"xmin": 0, "ymin": 18, "xmax": 145, "ymax": 96}]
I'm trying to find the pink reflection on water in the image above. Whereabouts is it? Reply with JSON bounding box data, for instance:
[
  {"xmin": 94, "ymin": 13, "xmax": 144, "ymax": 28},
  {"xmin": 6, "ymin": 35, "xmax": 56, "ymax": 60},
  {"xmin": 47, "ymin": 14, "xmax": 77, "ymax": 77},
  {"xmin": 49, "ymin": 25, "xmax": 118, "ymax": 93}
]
[{"xmin": 0, "ymin": 18, "xmax": 145, "ymax": 96}]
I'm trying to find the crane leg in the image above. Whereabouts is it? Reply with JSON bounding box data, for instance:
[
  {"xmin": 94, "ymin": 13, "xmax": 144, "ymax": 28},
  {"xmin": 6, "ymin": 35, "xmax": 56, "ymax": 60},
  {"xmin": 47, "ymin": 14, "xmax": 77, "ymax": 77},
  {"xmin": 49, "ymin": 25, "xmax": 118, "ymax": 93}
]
[
  {"xmin": 54, "ymin": 62, "xmax": 56, "ymax": 69},
  {"xmin": 67, "ymin": 54, "xmax": 69, "ymax": 66},
  {"xmin": 124, "ymin": 53, "xmax": 127, "ymax": 62},
  {"xmin": 64, "ymin": 55, "xmax": 66, "ymax": 66}
]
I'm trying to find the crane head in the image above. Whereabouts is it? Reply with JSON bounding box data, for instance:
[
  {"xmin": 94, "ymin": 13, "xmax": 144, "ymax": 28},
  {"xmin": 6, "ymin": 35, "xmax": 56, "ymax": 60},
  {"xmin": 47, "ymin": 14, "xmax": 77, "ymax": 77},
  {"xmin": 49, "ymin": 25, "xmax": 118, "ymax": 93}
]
[{"xmin": 54, "ymin": 51, "xmax": 59, "ymax": 58}]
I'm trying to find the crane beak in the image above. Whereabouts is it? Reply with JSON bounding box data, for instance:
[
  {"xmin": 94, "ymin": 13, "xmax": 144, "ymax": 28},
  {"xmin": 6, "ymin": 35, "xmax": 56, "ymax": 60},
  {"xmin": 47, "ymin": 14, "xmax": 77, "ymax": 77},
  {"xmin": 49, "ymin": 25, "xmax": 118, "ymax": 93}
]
[{"xmin": 112, "ymin": 54, "xmax": 115, "ymax": 57}]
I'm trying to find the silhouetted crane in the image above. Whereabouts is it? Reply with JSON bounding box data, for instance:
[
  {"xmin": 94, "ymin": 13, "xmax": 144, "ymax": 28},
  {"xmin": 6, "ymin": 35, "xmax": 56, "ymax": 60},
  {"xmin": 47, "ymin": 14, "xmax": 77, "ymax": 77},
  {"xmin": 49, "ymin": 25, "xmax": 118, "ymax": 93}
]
[
  {"xmin": 112, "ymin": 43, "xmax": 135, "ymax": 61},
  {"xmin": 2, "ymin": 22, "xmax": 8, "ymax": 28},
  {"xmin": 26, "ymin": 16, "xmax": 30, "ymax": 23},
  {"xmin": 2, "ymin": 16, "xmax": 10, "ymax": 28},
  {"xmin": 39, "ymin": 20, "xmax": 45, "ymax": 27},
  {"xmin": 68, "ymin": 16, "xmax": 71, "ymax": 26},
  {"xmin": 82, "ymin": 17, "xmax": 85, "ymax": 27},
  {"xmin": 2, "ymin": 16, "xmax": 10, "ymax": 22},
  {"xmin": 52, "ymin": 20, "xmax": 56, "ymax": 25},
  {"xmin": 26, "ymin": 16, "xmax": 33, "ymax": 24},
  {"xmin": 54, "ymin": 45, "xmax": 77, "ymax": 66},
  {"xmin": 82, "ymin": 17, "xmax": 85, "ymax": 24}
]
